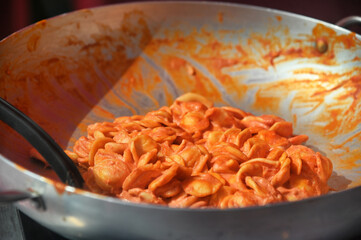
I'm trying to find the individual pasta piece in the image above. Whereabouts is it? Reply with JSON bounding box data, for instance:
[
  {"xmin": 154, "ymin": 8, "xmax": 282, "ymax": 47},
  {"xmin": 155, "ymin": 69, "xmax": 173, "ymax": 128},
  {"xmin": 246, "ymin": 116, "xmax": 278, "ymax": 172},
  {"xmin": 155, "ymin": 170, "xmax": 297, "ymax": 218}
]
[
  {"xmin": 270, "ymin": 157, "xmax": 291, "ymax": 187},
  {"xmin": 122, "ymin": 162, "xmax": 162, "ymax": 190},
  {"xmin": 130, "ymin": 135, "xmax": 159, "ymax": 163},
  {"xmin": 88, "ymin": 137, "xmax": 113, "ymax": 166},
  {"xmin": 137, "ymin": 118, "xmax": 163, "ymax": 129},
  {"xmin": 93, "ymin": 158, "xmax": 131, "ymax": 193},
  {"xmin": 93, "ymin": 149, "xmax": 124, "ymax": 165},
  {"xmin": 173, "ymin": 92, "xmax": 213, "ymax": 109},
  {"xmin": 205, "ymin": 107, "xmax": 236, "ymax": 128},
  {"xmin": 168, "ymin": 192, "xmax": 199, "ymax": 208},
  {"xmin": 154, "ymin": 179, "xmax": 182, "ymax": 198},
  {"xmin": 166, "ymin": 155, "xmax": 186, "ymax": 166},
  {"xmin": 179, "ymin": 111, "xmax": 210, "ymax": 133},
  {"xmin": 245, "ymin": 176, "xmax": 283, "ymax": 204},
  {"xmin": 182, "ymin": 173, "xmax": 222, "ymax": 197},
  {"xmin": 219, "ymin": 191, "xmax": 258, "ymax": 208},
  {"xmin": 219, "ymin": 128, "xmax": 242, "ymax": 144},
  {"xmin": 175, "ymin": 164, "xmax": 193, "ymax": 180},
  {"xmin": 288, "ymin": 134, "xmax": 309, "ymax": 145},
  {"xmin": 87, "ymin": 122, "xmax": 118, "ymax": 138},
  {"xmin": 148, "ymin": 164, "xmax": 179, "ymax": 191},
  {"xmin": 235, "ymin": 128, "xmax": 252, "ymax": 148},
  {"xmin": 144, "ymin": 106, "xmax": 174, "ymax": 126},
  {"xmin": 286, "ymin": 145, "xmax": 332, "ymax": 185},
  {"xmin": 222, "ymin": 106, "xmax": 249, "ymax": 120},
  {"xmin": 219, "ymin": 128, "xmax": 248, "ymax": 147},
  {"xmin": 118, "ymin": 188, "xmax": 165, "ymax": 205},
  {"xmin": 278, "ymin": 173, "xmax": 323, "ymax": 201},
  {"xmin": 258, "ymin": 115, "xmax": 285, "ymax": 126},
  {"xmin": 73, "ymin": 136, "xmax": 91, "ymax": 164},
  {"xmin": 148, "ymin": 127, "xmax": 177, "ymax": 143},
  {"xmin": 240, "ymin": 115, "xmax": 270, "ymax": 132},
  {"xmin": 248, "ymin": 142, "xmax": 270, "ymax": 159},
  {"xmin": 104, "ymin": 142, "xmax": 128, "ymax": 155},
  {"xmin": 211, "ymin": 155, "xmax": 240, "ymax": 173},
  {"xmin": 121, "ymin": 121, "xmax": 144, "ymax": 133},
  {"xmin": 192, "ymin": 154, "xmax": 210, "ymax": 175},
  {"xmin": 137, "ymin": 149, "xmax": 158, "ymax": 166},
  {"xmin": 242, "ymin": 137, "xmax": 270, "ymax": 159},
  {"xmin": 315, "ymin": 152, "xmax": 333, "ymax": 184},
  {"xmin": 113, "ymin": 129, "xmax": 132, "ymax": 144},
  {"xmin": 236, "ymin": 158, "xmax": 280, "ymax": 190},
  {"xmin": 65, "ymin": 150, "xmax": 78, "ymax": 162},
  {"xmin": 82, "ymin": 168, "xmax": 105, "ymax": 194},
  {"xmin": 242, "ymin": 138, "xmax": 270, "ymax": 159},
  {"xmin": 211, "ymin": 142, "xmax": 248, "ymax": 163},
  {"xmin": 257, "ymin": 130, "xmax": 290, "ymax": 149},
  {"xmin": 204, "ymin": 130, "xmax": 223, "ymax": 148},
  {"xmin": 269, "ymin": 121, "xmax": 293, "ymax": 138},
  {"xmin": 209, "ymin": 186, "xmax": 237, "ymax": 207},
  {"xmin": 266, "ymin": 147, "xmax": 285, "ymax": 161},
  {"xmin": 176, "ymin": 141, "xmax": 203, "ymax": 167},
  {"xmin": 190, "ymin": 200, "xmax": 209, "ymax": 208},
  {"xmin": 171, "ymin": 99, "xmax": 208, "ymax": 125},
  {"xmin": 114, "ymin": 115, "xmax": 142, "ymax": 124},
  {"xmin": 287, "ymin": 152, "xmax": 303, "ymax": 175}
]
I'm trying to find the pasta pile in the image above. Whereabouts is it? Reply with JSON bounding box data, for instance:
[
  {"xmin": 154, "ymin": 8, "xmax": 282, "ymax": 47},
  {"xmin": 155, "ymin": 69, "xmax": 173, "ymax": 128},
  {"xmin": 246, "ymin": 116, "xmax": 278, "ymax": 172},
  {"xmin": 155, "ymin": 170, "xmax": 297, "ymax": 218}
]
[{"xmin": 66, "ymin": 93, "xmax": 333, "ymax": 208}]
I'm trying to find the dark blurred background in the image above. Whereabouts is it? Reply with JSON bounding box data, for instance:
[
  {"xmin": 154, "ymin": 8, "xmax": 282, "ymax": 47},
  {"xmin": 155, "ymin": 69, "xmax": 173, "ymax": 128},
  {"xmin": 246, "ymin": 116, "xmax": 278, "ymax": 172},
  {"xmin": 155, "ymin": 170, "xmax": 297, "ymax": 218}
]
[{"xmin": 1, "ymin": 0, "xmax": 361, "ymax": 40}]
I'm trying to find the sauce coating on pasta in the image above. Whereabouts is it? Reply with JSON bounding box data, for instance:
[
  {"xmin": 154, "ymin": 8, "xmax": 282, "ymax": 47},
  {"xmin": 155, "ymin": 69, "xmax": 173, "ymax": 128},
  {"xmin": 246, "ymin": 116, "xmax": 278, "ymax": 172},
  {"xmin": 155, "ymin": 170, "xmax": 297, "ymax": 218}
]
[{"xmin": 65, "ymin": 93, "xmax": 333, "ymax": 208}]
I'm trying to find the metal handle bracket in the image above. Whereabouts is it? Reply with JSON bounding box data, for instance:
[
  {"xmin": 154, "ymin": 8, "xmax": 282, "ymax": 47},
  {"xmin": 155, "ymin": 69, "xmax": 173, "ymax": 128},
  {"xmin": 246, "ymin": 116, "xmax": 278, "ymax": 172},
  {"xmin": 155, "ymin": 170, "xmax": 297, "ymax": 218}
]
[{"xmin": 0, "ymin": 190, "xmax": 46, "ymax": 211}]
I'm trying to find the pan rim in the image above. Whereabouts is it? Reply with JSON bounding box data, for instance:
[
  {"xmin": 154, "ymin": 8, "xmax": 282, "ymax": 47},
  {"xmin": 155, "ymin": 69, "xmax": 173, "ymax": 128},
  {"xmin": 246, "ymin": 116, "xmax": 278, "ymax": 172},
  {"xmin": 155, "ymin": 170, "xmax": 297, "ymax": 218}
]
[
  {"xmin": 2, "ymin": 154, "xmax": 360, "ymax": 213},
  {"xmin": 1, "ymin": 0, "xmax": 360, "ymax": 45},
  {"xmin": 1, "ymin": 0, "xmax": 360, "ymax": 213}
]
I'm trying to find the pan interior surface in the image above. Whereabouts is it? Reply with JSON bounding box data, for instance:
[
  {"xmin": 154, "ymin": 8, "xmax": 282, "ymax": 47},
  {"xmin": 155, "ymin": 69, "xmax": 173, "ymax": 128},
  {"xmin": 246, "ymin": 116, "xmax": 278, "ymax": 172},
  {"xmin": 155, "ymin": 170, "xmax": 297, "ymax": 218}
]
[
  {"xmin": 0, "ymin": 3, "xmax": 361, "ymax": 239},
  {"xmin": 1, "ymin": 1, "xmax": 360, "ymax": 189},
  {"xmin": 0, "ymin": 2, "xmax": 361, "ymax": 239}
]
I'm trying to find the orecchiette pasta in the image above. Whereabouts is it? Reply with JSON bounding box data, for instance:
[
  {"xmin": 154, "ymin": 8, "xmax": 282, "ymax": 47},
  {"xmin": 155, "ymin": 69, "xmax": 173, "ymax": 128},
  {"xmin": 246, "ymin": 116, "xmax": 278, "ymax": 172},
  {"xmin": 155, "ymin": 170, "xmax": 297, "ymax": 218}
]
[{"xmin": 62, "ymin": 93, "xmax": 333, "ymax": 208}]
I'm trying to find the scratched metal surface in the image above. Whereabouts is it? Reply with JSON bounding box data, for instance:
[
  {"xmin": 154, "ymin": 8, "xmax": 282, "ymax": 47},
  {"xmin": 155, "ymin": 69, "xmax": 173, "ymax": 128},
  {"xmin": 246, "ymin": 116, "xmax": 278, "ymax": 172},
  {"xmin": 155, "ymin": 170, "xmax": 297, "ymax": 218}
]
[{"xmin": 0, "ymin": 2, "xmax": 360, "ymax": 240}]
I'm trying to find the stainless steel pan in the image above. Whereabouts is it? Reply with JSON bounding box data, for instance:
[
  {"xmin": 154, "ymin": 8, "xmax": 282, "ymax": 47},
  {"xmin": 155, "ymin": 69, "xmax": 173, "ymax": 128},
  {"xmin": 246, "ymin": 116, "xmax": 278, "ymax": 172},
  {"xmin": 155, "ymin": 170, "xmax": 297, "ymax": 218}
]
[{"xmin": 0, "ymin": 2, "xmax": 361, "ymax": 239}]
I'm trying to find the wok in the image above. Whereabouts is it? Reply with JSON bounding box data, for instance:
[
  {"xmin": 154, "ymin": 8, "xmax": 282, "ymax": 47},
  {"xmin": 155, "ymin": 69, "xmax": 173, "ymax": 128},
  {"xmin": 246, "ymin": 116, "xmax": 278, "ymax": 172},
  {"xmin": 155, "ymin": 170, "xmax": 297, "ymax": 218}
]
[{"xmin": 0, "ymin": 2, "xmax": 361, "ymax": 239}]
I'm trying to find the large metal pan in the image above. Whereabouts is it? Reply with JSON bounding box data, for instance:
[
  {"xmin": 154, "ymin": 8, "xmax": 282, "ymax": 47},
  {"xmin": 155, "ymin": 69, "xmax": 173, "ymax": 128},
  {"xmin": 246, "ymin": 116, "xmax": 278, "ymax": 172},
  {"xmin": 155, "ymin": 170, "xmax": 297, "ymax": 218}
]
[{"xmin": 0, "ymin": 2, "xmax": 361, "ymax": 239}]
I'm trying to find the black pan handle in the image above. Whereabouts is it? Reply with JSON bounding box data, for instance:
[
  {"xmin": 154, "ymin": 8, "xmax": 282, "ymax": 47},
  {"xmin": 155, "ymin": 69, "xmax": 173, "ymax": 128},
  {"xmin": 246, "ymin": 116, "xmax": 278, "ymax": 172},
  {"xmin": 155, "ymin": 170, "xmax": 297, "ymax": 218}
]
[
  {"xmin": 0, "ymin": 97, "xmax": 84, "ymax": 188},
  {"xmin": 336, "ymin": 16, "xmax": 361, "ymax": 28},
  {"xmin": 336, "ymin": 16, "xmax": 361, "ymax": 34}
]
